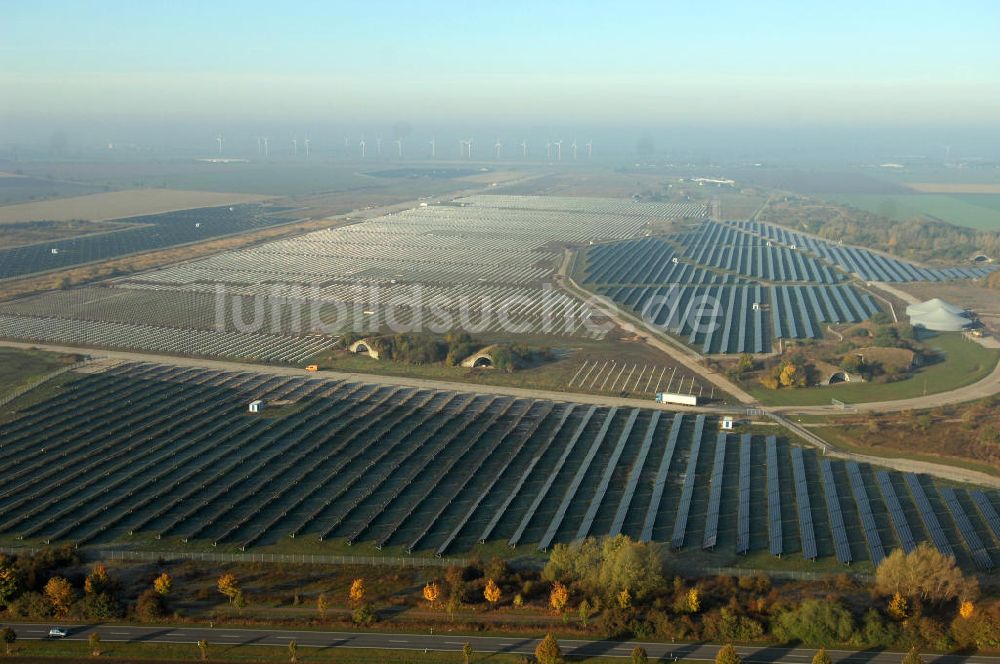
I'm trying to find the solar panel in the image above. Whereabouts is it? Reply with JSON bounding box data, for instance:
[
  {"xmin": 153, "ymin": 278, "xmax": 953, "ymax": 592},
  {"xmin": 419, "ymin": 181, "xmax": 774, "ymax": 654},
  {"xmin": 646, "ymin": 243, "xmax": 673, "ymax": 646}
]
[
  {"xmin": 846, "ymin": 462, "xmax": 885, "ymax": 567},
  {"xmin": 904, "ymin": 473, "xmax": 953, "ymax": 557},
  {"xmin": 736, "ymin": 434, "xmax": 752, "ymax": 555},
  {"xmin": 671, "ymin": 415, "xmax": 706, "ymax": 549},
  {"xmin": 702, "ymin": 432, "xmax": 727, "ymax": 550},
  {"xmin": 766, "ymin": 436, "xmax": 783, "ymax": 557},
  {"xmin": 970, "ymin": 490, "xmax": 1000, "ymax": 542},
  {"xmin": 821, "ymin": 459, "xmax": 852, "ymax": 564},
  {"xmin": 640, "ymin": 413, "xmax": 684, "ymax": 542},
  {"xmin": 939, "ymin": 487, "xmax": 993, "ymax": 571},
  {"xmin": 575, "ymin": 409, "xmax": 639, "ymax": 540},
  {"xmin": 538, "ymin": 407, "xmax": 618, "ymax": 550},
  {"xmin": 875, "ymin": 470, "xmax": 916, "ymax": 553},
  {"xmin": 609, "ymin": 411, "xmax": 661, "ymax": 537},
  {"xmin": 790, "ymin": 448, "xmax": 817, "ymax": 560},
  {"xmin": 508, "ymin": 406, "xmax": 595, "ymax": 547}
]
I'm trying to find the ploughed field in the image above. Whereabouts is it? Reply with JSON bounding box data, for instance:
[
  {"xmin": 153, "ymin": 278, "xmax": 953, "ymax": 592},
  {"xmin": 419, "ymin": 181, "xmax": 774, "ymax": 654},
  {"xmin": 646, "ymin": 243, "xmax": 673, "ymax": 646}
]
[{"xmin": 1, "ymin": 362, "xmax": 997, "ymax": 571}]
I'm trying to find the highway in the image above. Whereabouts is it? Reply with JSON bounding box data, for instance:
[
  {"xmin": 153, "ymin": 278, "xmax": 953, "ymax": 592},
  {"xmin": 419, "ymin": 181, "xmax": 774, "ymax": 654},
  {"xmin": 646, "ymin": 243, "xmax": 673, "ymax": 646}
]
[{"xmin": 7, "ymin": 623, "xmax": 1000, "ymax": 664}]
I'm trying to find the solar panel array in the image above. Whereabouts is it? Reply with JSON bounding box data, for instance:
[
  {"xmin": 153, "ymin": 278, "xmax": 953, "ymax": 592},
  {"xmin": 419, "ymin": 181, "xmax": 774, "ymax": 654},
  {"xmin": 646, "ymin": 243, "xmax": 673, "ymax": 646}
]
[
  {"xmin": 939, "ymin": 487, "xmax": 993, "ymax": 570},
  {"xmin": 738, "ymin": 221, "xmax": 997, "ymax": 282},
  {"xmin": 846, "ymin": 462, "xmax": 885, "ymax": 567},
  {"xmin": 821, "ymin": 460, "xmax": 853, "ymax": 564},
  {"xmin": 670, "ymin": 415, "xmax": 705, "ymax": 549},
  {"xmin": 640, "ymin": 413, "xmax": 683, "ymax": 542},
  {"xmin": 702, "ymin": 432, "xmax": 727, "ymax": 550},
  {"xmin": 736, "ymin": 434, "xmax": 752, "ymax": 555},
  {"xmin": 905, "ymin": 473, "xmax": 954, "ymax": 557},
  {"xmin": 765, "ymin": 436, "xmax": 783, "ymax": 557},
  {"xmin": 875, "ymin": 470, "xmax": 917, "ymax": 553},
  {"xmin": 790, "ymin": 448, "xmax": 817, "ymax": 560},
  {"xmin": 971, "ymin": 490, "xmax": 1000, "ymax": 542}
]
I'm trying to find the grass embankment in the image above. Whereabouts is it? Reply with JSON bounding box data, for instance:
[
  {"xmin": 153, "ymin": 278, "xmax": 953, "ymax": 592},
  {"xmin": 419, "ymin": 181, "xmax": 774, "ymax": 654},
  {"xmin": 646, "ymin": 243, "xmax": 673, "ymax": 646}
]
[
  {"xmin": 748, "ymin": 333, "xmax": 999, "ymax": 407},
  {"xmin": 0, "ymin": 346, "xmax": 81, "ymax": 399},
  {"xmin": 824, "ymin": 192, "xmax": 1000, "ymax": 231}
]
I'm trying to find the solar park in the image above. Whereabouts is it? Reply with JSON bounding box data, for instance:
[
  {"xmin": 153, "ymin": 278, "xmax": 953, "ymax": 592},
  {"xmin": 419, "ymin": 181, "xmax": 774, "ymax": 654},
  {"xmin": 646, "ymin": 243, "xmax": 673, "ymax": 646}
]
[{"xmin": 0, "ymin": 361, "xmax": 997, "ymax": 570}]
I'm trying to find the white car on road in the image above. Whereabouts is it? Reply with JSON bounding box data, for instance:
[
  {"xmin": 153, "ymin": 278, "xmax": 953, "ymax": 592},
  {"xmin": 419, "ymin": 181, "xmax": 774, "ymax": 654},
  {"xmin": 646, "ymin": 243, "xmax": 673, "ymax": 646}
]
[{"xmin": 47, "ymin": 628, "xmax": 68, "ymax": 638}]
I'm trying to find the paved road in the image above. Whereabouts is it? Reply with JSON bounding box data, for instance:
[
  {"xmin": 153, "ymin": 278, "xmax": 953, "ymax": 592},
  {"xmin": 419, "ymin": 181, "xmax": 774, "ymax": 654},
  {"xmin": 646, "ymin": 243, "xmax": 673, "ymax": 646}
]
[{"xmin": 8, "ymin": 623, "xmax": 1000, "ymax": 664}]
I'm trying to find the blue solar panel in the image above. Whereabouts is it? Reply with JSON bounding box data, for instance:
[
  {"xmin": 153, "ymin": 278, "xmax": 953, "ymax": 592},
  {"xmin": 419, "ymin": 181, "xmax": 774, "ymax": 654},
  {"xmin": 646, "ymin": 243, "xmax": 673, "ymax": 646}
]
[
  {"xmin": 904, "ymin": 473, "xmax": 953, "ymax": 558},
  {"xmin": 875, "ymin": 470, "xmax": 916, "ymax": 554},
  {"xmin": 575, "ymin": 409, "xmax": 639, "ymax": 541},
  {"xmin": 970, "ymin": 490, "xmax": 1000, "ymax": 542},
  {"xmin": 703, "ymin": 432, "xmax": 727, "ymax": 550},
  {"xmin": 609, "ymin": 411, "xmax": 661, "ymax": 537},
  {"xmin": 640, "ymin": 413, "xmax": 684, "ymax": 542},
  {"xmin": 939, "ymin": 487, "xmax": 993, "ymax": 571},
  {"xmin": 791, "ymin": 448, "xmax": 817, "ymax": 560},
  {"xmin": 736, "ymin": 434, "xmax": 752, "ymax": 555},
  {"xmin": 671, "ymin": 415, "xmax": 706, "ymax": 549},
  {"xmin": 846, "ymin": 462, "xmax": 884, "ymax": 567},
  {"xmin": 766, "ymin": 436, "xmax": 783, "ymax": 557},
  {"xmin": 821, "ymin": 460, "xmax": 852, "ymax": 565}
]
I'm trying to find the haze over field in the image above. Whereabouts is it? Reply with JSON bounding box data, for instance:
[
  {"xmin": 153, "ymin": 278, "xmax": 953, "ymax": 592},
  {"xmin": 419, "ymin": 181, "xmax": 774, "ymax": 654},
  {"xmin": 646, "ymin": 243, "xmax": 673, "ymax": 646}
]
[{"xmin": 3, "ymin": 0, "xmax": 1000, "ymax": 161}]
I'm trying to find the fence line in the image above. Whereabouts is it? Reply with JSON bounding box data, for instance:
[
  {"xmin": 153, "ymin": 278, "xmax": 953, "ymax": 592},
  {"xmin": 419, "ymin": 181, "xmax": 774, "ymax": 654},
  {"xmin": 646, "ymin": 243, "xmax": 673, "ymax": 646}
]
[
  {"xmin": 701, "ymin": 565, "xmax": 873, "ymax": 582},
  {"xmin": 0, "ymin": 545, "xmax": 469, "ymax": 569},
  {"xmin": 0, "ymin": 357, "xmax": 96, "ymax": 410}
]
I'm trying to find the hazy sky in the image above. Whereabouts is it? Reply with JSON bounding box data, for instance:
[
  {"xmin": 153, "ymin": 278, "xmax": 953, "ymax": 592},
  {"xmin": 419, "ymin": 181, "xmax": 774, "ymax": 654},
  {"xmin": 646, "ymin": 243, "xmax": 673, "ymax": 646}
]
[{"xmin": 3, "ymin": 0, "xmax": 1000, "ymax": 131}]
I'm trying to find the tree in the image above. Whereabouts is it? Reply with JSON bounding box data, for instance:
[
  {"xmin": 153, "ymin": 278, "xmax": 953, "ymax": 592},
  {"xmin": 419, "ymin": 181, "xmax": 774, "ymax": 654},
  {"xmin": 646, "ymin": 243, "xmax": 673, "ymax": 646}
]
[
  {"xmin": 875, "ymin": 544, "xmax": 977, "ymax": 604},
  {"xmin": 288, "ymin": 639, "xmax": 298, "ymax": 664},
  {"xmin": 483, "ymin": 579, "xmax": 501, "ymax": 606},
  {"xmin": 0, "ymin": 564, "xmax": 22, "ymax": 608},
  {"xmin": 543, "ymin": 535, "xmax": 667, "ymax": 604},
  {"xmin": 153, "ymin": 572, "xmax": 172, "ymax": 596},
  {"xmin": 84, "ymin": 564, "xmax": 111, "ymax": 595},
  {"xmin": 959, "ymin": 600, "xmax": 975, "ymax": 619},
  {"xmin": 773, "ymin": 599, "xmax": 855, "ymax": 646},
  {"xmin": 888, "ymin": 592, "xmax": 908, "ymax": 620},
  {"xmin": 901, "ymin": 647, "xmax": 923, "ymax": 664},
  {"xmin": 549, "ymin": 582, "xmax": 569, "ymax": 615},
  {"xmin": 217, "ymin": 573, "xmax": 240, "ymax": 605},
  {"xmin": 44, "ymin": 576, "xmax": 75, "ymax": 616},
  {"xmin": 513, "ymin": 593, "xmax": 524, "ymax": 609},
  {"xmin": 232, "ymin": 590, "xmax": 246, "ymax": 613},
  {"xmin": 535, "ymin": 633, "xmax": 563, "ymax": 664},
  {"xmin": 316, "ymin": 592, "xmax": 329, "ymax": 617},
  {"xmin": 463, "ymin": 642, "xmax": 474, "ymax": 664},
  {"xmin": 88, "ymin": 631, "xmax": 102, "ymax": 657},
  {"xmin": 812, "ymin": 647, "xmax": 833, "ymax": 664},
  {"xmin": 197, "ymin": 639, "xmax": 209, "ymax": 661},
  {"xmin": 715, "ymin": 644, "xmax": 742, "ymax": 664},
  {"xmin": 349, "ymin": 578, "xmax": 366, "ymax": 604},
  {"xmin": 687, "ymin": 588, "xmax": 701, "ymax": 613},
  {"xmin": 631, "ymin": 646, "xmax": 649, "ymax": 664},
  {"xmin": 578, "ymin": 598, "xmax": 592, "ymax": 626},
  {"xmin": 423, "ymin": 582, "xmax": 440, "ymax": 606},
  {"xmin": 1, "ymin": 627, "xmax": 15, "ymax": 656},
  {"xmin": 617, "ymin": 587, "xmax": 632, "ymax": 609},
  {"xmin": 135, "ymin": 589, "xmax": 166, "ymax": 621}
]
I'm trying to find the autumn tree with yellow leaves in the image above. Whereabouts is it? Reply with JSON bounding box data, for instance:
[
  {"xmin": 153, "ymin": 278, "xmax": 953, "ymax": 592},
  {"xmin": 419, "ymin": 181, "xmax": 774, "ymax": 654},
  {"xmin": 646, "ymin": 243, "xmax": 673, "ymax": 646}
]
[
  {"xmin": 422, "ymin": 582, "xmax": 441, "ymax": 606},
  {"xmin": 153, "ymin": 572, "xmax": 172, "ymax": 596},
  {"xmin": 888, "ymin": 591, "xmax": 908, "ymax": 620},
  {"xmin": 44, "ymin": 576, "xmax": 75, "ymax": 616},
  {"xmin": 483, "ymin": 579, "xmax": 501, "ymax": 606},
  {"xmin": 349, "ymin": 578, "xmax": 366, "ymax": 604},
  {"xmin": 959, "ymin": 600, "xmax": 974, "ymax": 619},
  {"xmin": 549, "ymin": 581, "xmax": 569, "ymax": 615},
  {"xmin": 217, "ymin": 573, "xmax": 240, "ymax": 605}
]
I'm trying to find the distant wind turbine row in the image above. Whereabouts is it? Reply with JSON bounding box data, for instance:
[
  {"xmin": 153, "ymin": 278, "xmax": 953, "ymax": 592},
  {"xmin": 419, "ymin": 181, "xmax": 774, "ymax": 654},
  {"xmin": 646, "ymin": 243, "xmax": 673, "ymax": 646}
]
[{"xmin": 213, "ymin": 134, "xmax": 593, "ymax": 160}]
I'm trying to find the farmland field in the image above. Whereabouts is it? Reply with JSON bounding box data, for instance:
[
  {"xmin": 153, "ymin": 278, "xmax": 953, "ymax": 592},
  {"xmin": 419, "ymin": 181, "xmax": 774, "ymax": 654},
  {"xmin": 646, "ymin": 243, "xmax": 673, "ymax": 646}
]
[
  {"xmin": 0, "ymin": 362, "xmax": 997, "ymax": 572},
  {"xmin": 0, "ymin": 189, "xmax": 273, "ymax": 223},
  {"xmin": 0, "ymin": 173, "xmax": 103, "ymax": 205},
  {"xmin": 824, "ymin": 193, "xmax": 1000, "ymax": 230}
]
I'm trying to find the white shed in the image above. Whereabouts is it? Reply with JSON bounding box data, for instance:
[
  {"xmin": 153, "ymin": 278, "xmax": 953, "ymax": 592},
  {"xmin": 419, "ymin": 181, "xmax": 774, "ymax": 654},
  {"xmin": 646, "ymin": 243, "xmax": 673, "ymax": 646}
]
[
  {"xmin": 721, "ymin": 416, "xmax": 735, "ymax": 430},
  {"xmin": 248, "ymin": 400, "xmax": 265, "ymax": 413}
]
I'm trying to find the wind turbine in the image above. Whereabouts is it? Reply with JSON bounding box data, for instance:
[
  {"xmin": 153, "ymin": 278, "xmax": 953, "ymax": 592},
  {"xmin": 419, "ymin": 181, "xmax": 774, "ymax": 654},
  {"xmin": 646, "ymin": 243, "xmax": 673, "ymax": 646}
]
[
  {"xmin": 571, "ymin": 138, "xmax": 578, "ymax": 160},
  {"xmin": 520, "ymin": 140, "xmax": 527, "ymax": 159},
  {"xmin": 257, "ymin": 136, "xmax": 262, "ymax": 156},
  {"xmin": 466, "ymin": 138, "xmax": 473, "ymax": 159},
  {"xmin": 216, "ymin": 134, "xmax": 223, "ymax": 155},
  {"xmin": 395, "ymin": 138, "xmax": 402, "ymax": 158},
  {"xmin": 494, "ymin": 137, "xmax": 502, "ymax": 159},
  {"xmin": 429, "ymin": 137, "xmax": 436, "ymax": 159},
  {"xmin": 359, "ymin": 136, "xmax": 367, "ymax": 158},
  {"xmin": 376, "ymin": 136, "xmax": 382, "ymax": 157},
  {"xmin": 586, "ymin": 140, "xmax": 593, "ymax": 159},
  {"xmin": 554, "ymin": 140, "xmax": 563, "ymax": 161},
  {"xmin": 304, "ymin": 135, "xmax": 310, "ymax": 158},
  {"xmin": 263, "ymin": 137, "xmax": 269, "ymax": 158},
  {"xmin": 545, "ymin": 139, "xmax": 552, "ymax": 160},
  {"xmin": 292, "ymin": 137, "xmax": 298, "ymax": 156}
]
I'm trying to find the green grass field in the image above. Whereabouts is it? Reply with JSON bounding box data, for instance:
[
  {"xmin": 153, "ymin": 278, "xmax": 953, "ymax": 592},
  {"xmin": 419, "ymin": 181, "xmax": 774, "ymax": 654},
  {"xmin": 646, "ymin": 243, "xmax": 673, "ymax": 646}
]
[
  {"xmin": 0, "ymin": 346, "xmax": 80, "ymax": 399},
  {"xmin": 748, "ymin": 333, "xmax": 999, "ymax": 406},
  {"xmin": 824, "ymin": 193, "xmax": 1000, "ymax": 230}
]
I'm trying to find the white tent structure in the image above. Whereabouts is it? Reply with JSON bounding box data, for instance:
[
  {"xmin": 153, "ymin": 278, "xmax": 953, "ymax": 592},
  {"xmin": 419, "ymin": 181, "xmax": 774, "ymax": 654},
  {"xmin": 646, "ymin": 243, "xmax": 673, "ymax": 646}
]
[{"xmin": 906, "ymin": 298, "xmax": 972, "ymax": 332}]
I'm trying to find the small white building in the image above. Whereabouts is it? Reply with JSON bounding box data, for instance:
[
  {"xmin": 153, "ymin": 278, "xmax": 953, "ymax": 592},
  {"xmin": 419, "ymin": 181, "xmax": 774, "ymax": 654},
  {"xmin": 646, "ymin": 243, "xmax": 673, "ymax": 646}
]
[
  {"xmin": 721, "ymin": 416, "xmax": 735, "ymax": 430},
  {"xmin": 248, "ymin": 400, "xmax": 265, "ymax": 413}
]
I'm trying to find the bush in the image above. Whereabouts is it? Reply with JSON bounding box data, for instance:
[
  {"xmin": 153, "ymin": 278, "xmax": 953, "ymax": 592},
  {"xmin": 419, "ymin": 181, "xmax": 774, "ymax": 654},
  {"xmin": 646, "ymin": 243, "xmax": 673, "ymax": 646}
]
[
  {"xmin": 772, "ymin": 599, "xmax": 855, "ymax": 646},
  {"xmin": 135, "ymin": 588, "xmax": 167, "ymax": 621}
]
